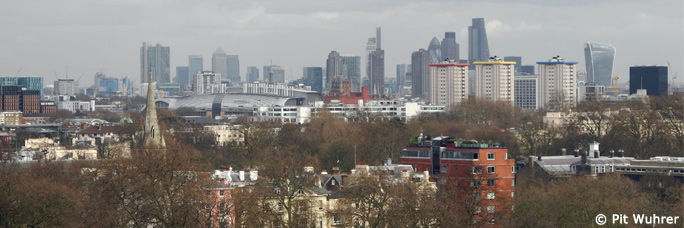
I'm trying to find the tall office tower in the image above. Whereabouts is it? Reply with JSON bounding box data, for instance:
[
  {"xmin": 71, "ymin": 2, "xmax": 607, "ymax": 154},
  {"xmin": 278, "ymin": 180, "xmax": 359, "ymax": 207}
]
[
  {"xmin": 175, "ymin": 66, "xmax": 189, "ymax": 90},
  {"xmin": 514, "ymin": 75, "xmax": 537, "ymax": 110},
  {"xmin": 441, "ymin": 32, "xmax": 459, "ymax": 62},
  {"xmin": 584, "ymin": 42, "xmax": 616, "ymax": 86},
  {"xmin": 341, "ymin": 55, "xmax": 361, "ymax": 92},
  {"xmin": 246, "ymin": 66, "xmax": 259, "ymax": 83},
  {"xmin": 365, "ymin": 37, "xmax": 377, "ymax": 80},
  {"xmin": 473, "ymin": 57, "xmax": 515, "ymax": 104},
  {"xmin": 428, "ymin": 37, "xmax": 442, "ymax": 64},
  {"xmin": 263, "ymin": 65, "xmax": 285, "ymax": 83},
  {"xmin": 212, "ymin": 48, "xmax": 228, "ymax": 83},
  {"xmin": 427, "ymin": 61, "xmax": 469, "ymax": 106},
  {"xmin": 226, "ymin": 55, "xmax": 240, "ymax": 83},
  {"xmin": 411, "ymin": 49, "xmax": 430, "ymax": 99},
  {"xmin": 396, "ymin": 64, "xmax": 408, "ymax": 94},
  {"xmin": 537, "ymin": 56, "xmax": 578, "ymax": 110},
  {"xmin": 504, "ymin": 56, "xmax": 522, "ymax": 75},
  {"xmin": 405, "ymin": 64, "xmax": 412, "ymax": 86},
  {"xmin": 376, "ymin": 27, "xmax": 382, "ymax": 49},
  {"xmin": 629, "ymin": 66, "xmax": 668, "ymax": 96},
  {"xmin": 326, "ymin": 51, "xmax": 343, "ymax": 90},
  {"xmin": 193, "ymin": 71, "xmax": 221, "ymax": 94},
  {"xmin": 140, "ymin": 42, "xmax": 170, "ymax": 83},
  {"xmin": 188, "ymin": 55, "xmax": 203, "ymax": 77},
  {"xmin": 303, "ymin": 67, "xmax": 324, "ymax": 92},
  {"xmin": 468, "ymin": 18, "xmax": 490, "ymax": 70},
  {"xmin": 521, "ymin": 65, "xmax": 535, "ymax": 75},
  {"xmin": 54, "ymin": 79, "xmax": 78, "ymax": 96},
  {"xmin": 368, "ymin": 49, "xmax": 385, "ymax": 95}
]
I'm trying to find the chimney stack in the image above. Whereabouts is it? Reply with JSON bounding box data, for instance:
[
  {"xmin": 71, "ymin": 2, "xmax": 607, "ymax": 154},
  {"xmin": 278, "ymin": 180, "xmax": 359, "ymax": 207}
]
[
  {"xmin": 609, "ymin": 150, "xmax": 615, "ymax": 158},
  {"xmin": 574, "ymin": 149, "xmax": 580, "ymax": 157},
  {"xmin": 561, "ymin": 148, "xmax": 567, "ymax": 156},
  {"xmin": 239, "ymin": 170, "xmax": 245, "ymax": 181},
  {"xmin": 321, "ymin": 169, "xmax": 328, "ymax": 175},
  {"xmin": 617, "ymin": 149, "xmax": 624, "ymax": 157},
  {"xmin": 332, "ymin": 167, "xmax": 340, "ymax": 175},
  {"xmin": 594, "ymin": 150, "xmax": 600, "ymax": 158},
  {"xmin": 581, "ymin": 150, "xmax": 587, "ymax": 164}
]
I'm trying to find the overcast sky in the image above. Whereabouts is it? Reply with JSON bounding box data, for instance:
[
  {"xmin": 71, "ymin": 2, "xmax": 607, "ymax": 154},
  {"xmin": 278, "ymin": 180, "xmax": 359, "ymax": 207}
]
[{"xmin": 1, "ymin": 0, "xmax": 682, "ymax": 88}]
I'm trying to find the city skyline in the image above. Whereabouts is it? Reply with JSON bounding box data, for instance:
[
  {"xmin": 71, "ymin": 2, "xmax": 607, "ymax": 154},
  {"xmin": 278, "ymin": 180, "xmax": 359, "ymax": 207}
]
[{"xmin": 0, "ymin": 0, "xmax": 682, "ymax": 89}]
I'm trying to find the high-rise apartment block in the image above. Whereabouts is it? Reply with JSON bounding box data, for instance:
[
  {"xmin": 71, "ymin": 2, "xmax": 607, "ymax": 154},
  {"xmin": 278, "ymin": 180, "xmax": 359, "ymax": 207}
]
[
  {"xmin": 441, "ymin": 32, "xmax": 459, "ymax": 62},
  {"xmin": 629, "ymin": 66, "xmax": 668, "ymax": 96},
  {"xmin": 468, "ymin": 18, "xmax": 490, "ymax": 70},
  {"xmin": 246, "ymin": 66, "xmax": 259, "ymax": 83},
  {"xmin": 411, "ymin": 49, "xmax": 430, "ymax": 99},
  {"xmin": 584, "ymin": 42, "xmax": 616, "ymax": 86},
  {"xmin": 537, "ymin": 56, "xmax": 578, "ymax": 110},
  {"xmin": 193, "ymin": 71, "xmax": 222, "ymax": 95},
  {"xmin": 140, "ymin": 42, "xmax": 170, "ymax": 83},
  {"xmin": 474, "ymin": 57, "xmax": 515, "ymax": 104},
  {"xmin": 427, "ymin": 61, "xmax": 469, "ymax": 106},
  {"xmin": 504, "ymin": 56, "xmax": 522, "ymax": 75},
  {"xmin": 514, "ymin": 75, "xmax": 537, "ymax": 110},
  {"xmin": 54, "ymin": 79, "xmax": 79, "ymax": 96}
]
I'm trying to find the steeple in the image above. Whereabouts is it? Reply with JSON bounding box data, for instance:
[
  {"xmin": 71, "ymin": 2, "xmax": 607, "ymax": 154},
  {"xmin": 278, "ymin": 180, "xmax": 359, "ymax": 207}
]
[{"xmin": 143, "ymin": 68, "xmax": 166, "ymax": 148}]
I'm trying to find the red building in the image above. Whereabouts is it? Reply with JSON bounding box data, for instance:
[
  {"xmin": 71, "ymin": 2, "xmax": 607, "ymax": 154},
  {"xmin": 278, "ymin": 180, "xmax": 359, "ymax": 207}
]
[
  {"xmin": 324, "ymin": 85, "xmax": 372, "ymax": 105},
  {"xmin": 400, "ymin": 136, "xmax": 516, "ymax": 227}
]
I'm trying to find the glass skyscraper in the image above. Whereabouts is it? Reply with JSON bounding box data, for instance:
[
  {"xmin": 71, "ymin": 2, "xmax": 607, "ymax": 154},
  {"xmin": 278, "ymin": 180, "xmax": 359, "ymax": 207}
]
[
  {"xmin": 629, "ymin": 66, "xmax": 668, "ymax": 96},
  {"xmin": 441, "ymin": 32, "xmax": 459, "ymax": 62},
  {"xmin": 468, "ymin": 18, "xmax": 490, "ymax": 70},
  {"xmin": 303, "ymin": 67, "xmax": 323, "ymax": 93},
  {"xmin": 247, "ymin": 66, "xmax": 259, "ymax": 83},
  {"xmin": 227, "ymin": 55, "xmax": 240, "ymax": 83},
  {"xmin": 212, "ymin": 48, "xmax": 228, "ymax": 83},
  {"xmin": 175, "ymin": 66, "xmax": 189, "ymax": 90},
  {"xmin": 584, "ymin": 42, "xmax": 616, "ymax": 86},
  {"xmin": 428, "ymin": 37, "xmax": 441, "ymax": 64},
  {"xmin": 342, "ymin": 55, "xmax": 361, "ymax": 92},
  {"xmin": 140, "ymin": 42, "xmax": 170, "ymax": 83}
]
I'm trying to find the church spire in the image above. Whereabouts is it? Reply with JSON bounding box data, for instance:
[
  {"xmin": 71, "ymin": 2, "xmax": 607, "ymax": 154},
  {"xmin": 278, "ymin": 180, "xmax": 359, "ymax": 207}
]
[{"xmin": 143, "ymin": 67, "xmax": 165, "ymax": 148}]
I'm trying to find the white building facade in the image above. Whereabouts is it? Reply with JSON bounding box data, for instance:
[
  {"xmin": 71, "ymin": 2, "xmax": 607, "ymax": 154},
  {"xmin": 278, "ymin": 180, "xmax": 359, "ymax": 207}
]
[
  {"xmin": 427, "ymin": 62, "xmax": 469, "ymax": 106},
  {"xmin": 474, "ymin": 57, "xmax": 515, "ymax": 104},
  {"xmin": 193, "ymin": 71, "xmax": 222, "ymax": 95},
  {"xmin": 537, "ymin": 56, "xmax": 578, "ymax": 110}
]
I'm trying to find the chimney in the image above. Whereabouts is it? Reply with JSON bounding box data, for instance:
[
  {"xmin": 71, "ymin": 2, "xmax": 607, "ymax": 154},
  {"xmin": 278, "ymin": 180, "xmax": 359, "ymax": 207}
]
[
  {"xmin": 617, "ymin": 149, "xmax": 624, "ymax": 157},
  {"xmin": 385, "ymin": 158, "xmax": 393, "ymax": 166},
  {"xmin": 214, "ymin": 170, "xmax": 221, "ymax": 177},
  {"xmin": 350, "ymin": 168, "xmax": 356, "ymax": 174},
  {"xmin": 594, "ymin": 150, "xmax": 600, "ymax": 158},
  {"xmin": 609, "ymin": 150, "xmax": 615, "ymax": 158},
  {"xmin": 574, "ymin": 149, "xmax": 580, "ymax": 157},
  {"xmin": 249, "ymin": 170, "xmax": 258, "ymax": 181},
  {"xmin": 561, "ymin": 148, "xmax": 567, "ymax": 156},
  {"xmin": 423, "ymin": 169, "xmax": 430, "ymax": 182},
  {"xmin": 581, "ymin": 150, "xmax": 587, "ymax": 164},
  {"xmin": 537, "ymin": 155, "xmax": 542, "ymax": 161},
  {"xmin": 528, "ymin": 156, "xmax": 536, "ymax": 168},
  {"xmin": 332, "ymin": 167, "xmax": 340, "ymax": 175},
  {"xmin": 239, "ymin": 170, "xmax": 245, "ymax": 181},
  {"xmin": 321, "ymin": 169, "xmax": 328, "ymax": 175},
  {"xmin": 401, "ymin": 169, "xmax": 409, "ymax": 179}
]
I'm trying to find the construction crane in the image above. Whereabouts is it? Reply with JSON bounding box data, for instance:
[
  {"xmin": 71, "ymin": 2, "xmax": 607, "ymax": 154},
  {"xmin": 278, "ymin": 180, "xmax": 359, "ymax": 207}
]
[{"xmin": 610, "ymin": 76, "xmax": 620, "ymax": 97}]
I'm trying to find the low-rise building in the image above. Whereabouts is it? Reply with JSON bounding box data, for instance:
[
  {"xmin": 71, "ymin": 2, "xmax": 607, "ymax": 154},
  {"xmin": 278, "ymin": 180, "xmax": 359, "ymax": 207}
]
[{"xmin": 204, "ymin": 125, "xmax": 245, "ymax": 146}]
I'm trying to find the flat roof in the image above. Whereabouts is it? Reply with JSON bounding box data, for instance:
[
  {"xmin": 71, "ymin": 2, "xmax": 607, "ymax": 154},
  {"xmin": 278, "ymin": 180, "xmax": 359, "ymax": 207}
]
[
  {"xmin": 428, "ymin": 63, "xmax": 470, "ymax": 67},
  {"xmin": 536, "ymin": 61, "xmax": 578, "ymax": 64},
  {"xmin": 472, "ymin": 61, "xmax": 516, "ymax": 65}
]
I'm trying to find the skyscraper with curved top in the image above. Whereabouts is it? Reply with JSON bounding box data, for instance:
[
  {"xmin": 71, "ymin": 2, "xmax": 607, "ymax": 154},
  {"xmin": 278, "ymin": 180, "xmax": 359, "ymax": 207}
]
[
  {"xmin": 428, "ymin": 37, "xmax": 441, "ymax": 64},
  {"xmin": 468, "ymin": 18, "xmax": 490, "ymax": 70},
  {"xmin": 584, "ymin": 42, "xmax": 616, "ymax": 86}
]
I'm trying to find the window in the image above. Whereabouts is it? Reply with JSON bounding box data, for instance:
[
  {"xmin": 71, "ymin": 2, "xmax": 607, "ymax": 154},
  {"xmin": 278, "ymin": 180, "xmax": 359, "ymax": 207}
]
[
  {"xmin": 332, "ymin": 214, "xmax": 342, "ymax": 225},
  {"xmin": 512, "ymin": 179, "xmax": 515, "ymax": 186},
  {"xmin": 219, "ymin": 190, "xmax": 224, "ymax": 196},
  {"xmin": 487, "ymin": 179, "xmax": 495, "ymax": 186},
  {"xmin": 512, "ymin": 165, "xmax": 516, "ymax": 173},
  {"xmin": 487, "ymin": 192, "xmax": 495, "ymax": 200},
  {"xmin": 441, "ymin": 165, "xmax": 447, "ymax": 173},
  {"xmin": 472, "ymin": 166, "xmax": 482, "ymax": 174},
  {"xmin": 471, "ymin": 180, "xmax": 481, "ymax": 187},
  {"xmin": 487, "ymin": 166, "xmax": 495, "ymax": 174},
  {"xmin": 511, "ymin": 192, "xmax": 515, "ymax": 198},
  {"xmin": 474, "ymin": 206, "xmax": 481, "ymax": 214},
  {"xmin": 487, "ymin": 206, "xmax": 495, "ymax": 213},
  {"xmin": 278, "ymin": 203, "xmax": 284, "ymax": 211},
  {"xmin": 487, "ymin": 153, "xmax": 495, "ymax": 160}
]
